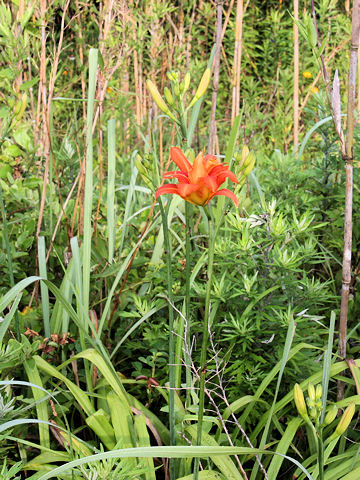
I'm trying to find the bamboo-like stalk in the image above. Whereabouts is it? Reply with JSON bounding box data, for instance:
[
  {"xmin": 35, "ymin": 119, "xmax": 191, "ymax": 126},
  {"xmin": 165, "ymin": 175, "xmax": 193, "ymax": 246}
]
[
  {"xmin": 35, "ymin": 0, "xmax": 49, "ymax": 238},
  {"xmin": 293, "ymin": 0, "xmax": 299, "ymax": 148},
  {"xmin": 358, "ymin": 32, "xmax": 360, "ymax": 112},
  {"xmin": 75, "ymin": 0, "xmax": 86, "ymax": 121},
  {"xmin": 208, "ymin": 1, "xmax": 223, "ymax": 155},
  {"xmin": 339, "ymin": 0, "xmax": 360, "ymax": 361},
  {"xmin": 231, "ymin": 0, "xmax": 244, "ymax": 126}
]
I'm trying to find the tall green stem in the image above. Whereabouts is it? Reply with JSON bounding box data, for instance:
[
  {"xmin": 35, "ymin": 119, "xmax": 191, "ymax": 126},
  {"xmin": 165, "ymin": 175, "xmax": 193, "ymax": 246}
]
[
  {"xmin": 184, "ymin": 201, "xmax": 192, "ymax": 408},
  {"xmin": 318, "ymin": 428, "xmax": 325, "ymax": 480},
  {"xmin": 193, "ymin": 218, "xmax": 215, "ymax": 480},
  {"xmin": 159, "ymin": 199, "xmax": 176, "ymax": 480}
]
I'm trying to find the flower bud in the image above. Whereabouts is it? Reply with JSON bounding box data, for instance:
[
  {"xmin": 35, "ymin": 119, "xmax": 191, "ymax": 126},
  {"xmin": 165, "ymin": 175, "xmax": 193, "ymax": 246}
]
[
  {"xmin": 189, "ymin": 68, "xmax": 211, "ymax": 108},
  {"xmin": 167, "ymin": 71, "xmax": 178, "ymax": 83},
  {"xmin": 241, "ymin": 145, "xmax": 250, "ymax": 165},
  {"xmin": 329, "ymin": 404, "xmax": 355, "ymax": 441},
  {"xmin": 174, "ymin": 83, "xmax": 180, "ymax": 97},
  {"xmin": 324, "ymin": 405, "xmax": 338, "ymax": 426},
  {"xmin": 134, "ymin": 155, "xmax": 153, "ymax": 189},
  {"xmin": 14, "ymin": 93, "xmax": 28, "ymax": 121},
  {"xmin": 134, "ymin": 154, "xmax": 146, "ymax": 175},
  {"xmin": 308, "ymin": 383, "xmax": 316, "ymax": 402},
  {"xmin": 242, "ymin": 153, "xmax": 256, "ymax": 177},
  {"xmin": 315, "ymin": 384, "xmax": 322, "ymax": 400},
  {"xmin": 146, "ymin": 80, "xmax": 170, "ymax": 113},
  {"xmin": 146, "ymin": 79, "xmax": 177, "ymax": 122},
  {"xmin": 294, "ymin": 384, "xmax": 308, "ymax": 419},
  {"xmin": 164, "ymin": 87, "xmax": 174, "ymax": 106},
  {"xmin": 183, "ymin": 72, "xmax": 191, "ymax": 93},
  {"xmin": 309, "ymin": 407, "xmax": 317, "ymax": 419}
]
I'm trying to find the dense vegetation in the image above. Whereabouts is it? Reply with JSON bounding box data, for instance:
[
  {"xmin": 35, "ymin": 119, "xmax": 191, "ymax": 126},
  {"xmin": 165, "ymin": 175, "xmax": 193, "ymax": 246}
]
[{"xmin": 1, "ymin": 0, "xmax": 360, "ymax": 479}]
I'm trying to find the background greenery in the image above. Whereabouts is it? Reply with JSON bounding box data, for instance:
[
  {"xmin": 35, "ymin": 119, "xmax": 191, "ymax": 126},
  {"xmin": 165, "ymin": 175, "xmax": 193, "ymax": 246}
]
[{"xmin": 1, "ymin": 0, "xmax": 360, "ymax": 479}]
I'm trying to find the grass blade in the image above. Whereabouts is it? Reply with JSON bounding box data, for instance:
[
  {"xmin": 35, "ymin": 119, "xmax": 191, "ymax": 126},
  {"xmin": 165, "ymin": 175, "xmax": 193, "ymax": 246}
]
[
  {"xmin": 24, "ymin": 358, "xmax": 50, "ymax": 449},
  {"xmin": 107, "ymin": 118, "xmax": 116, "ymax": 263},
  {"xmin": 38, "ymin": 236, "xmax": 50, "ymax": 337},
  {"xmin": 82, "ymin": 47, "xmax": 98, "ymax": 323},
  {"xmin": 321, "ymin": 311, "xmax": 336, "ymax": 423}
]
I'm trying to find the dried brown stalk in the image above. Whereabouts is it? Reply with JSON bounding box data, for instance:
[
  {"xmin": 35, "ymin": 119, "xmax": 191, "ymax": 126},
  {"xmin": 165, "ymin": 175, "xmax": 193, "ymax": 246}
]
[
  {"xmin": 208, "ymin": 1, "xmax": 223, "ymax": 155},
  {"xmin": 293, "ymin": 0, "xmax": 299, "ymax": 147},
  {"xmin": 231, "ymin": 0, "xmax": 244, "ymax": 125},
  {"xmin": 339, "ymin": 0, "xmax": 360, "ymax": 362}
]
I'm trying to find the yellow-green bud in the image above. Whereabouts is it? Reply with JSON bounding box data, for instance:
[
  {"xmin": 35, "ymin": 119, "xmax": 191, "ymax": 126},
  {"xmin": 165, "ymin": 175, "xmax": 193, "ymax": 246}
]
[
  {"xmin": 167, "ymin": 71, "xmax": 178, "ymax": 83},
  {"xmin": 324, "ymin": 405, "xmax": 338, "ymax": 426},
  {"xmin": 315, "ymin": 384, "xmax": 322, "ymax": 401},
  {"xmin": 241, "ymin": 145, "xmax": 250, "ymax": 168},
  {"xmin": 189, "ymin": 68, "xmax": 211, "ymax": 108},
  {"xmin": 164, "ymin": 87, "xmax": 174, "ymax": 106},
  {"xmin": 134, "ymin": 154, "xmax": 146, "ymax": 175},
  {"xmin": 146, "ymin": 79, "xmax": 177, "ymax": 122},
  {"xmin": 309, "ymin": 407, "xmax": 317, "ymax": 419},
  {"xmin": 242, "ymin": 154, "xmax": 256, "ymax": 176},
  {"xmin": 294, "ymin": 384, "xmax": 308, "ymax": 419},
  {"xmin": 243, "ymin": 151, "xmax": 255, "ymax": 168},
  {"xmin": 14, "ymin": 93, "xmax": 28, "ymax": 121},
  {"xmin": 308, "ymin": 383, "xmax": 316, "ymax": 402},
  {"xmin": 329, "ymin": 404, "xmax": 355, "ymax": 441},
  {"xmin": 183, "ymin": 72, "xmax": 191, "ymax": 93},
  {"xmin": 174, "ymin": 83, "xmax": 180, "ymax": 97},
  {"xmin": 146, "ymin": 80, "xmax": 170, "ymax": 113}
]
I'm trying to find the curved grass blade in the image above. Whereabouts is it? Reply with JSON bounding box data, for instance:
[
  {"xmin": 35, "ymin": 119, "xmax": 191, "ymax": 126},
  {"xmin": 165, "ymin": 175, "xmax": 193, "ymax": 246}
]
[{"xmin": 36, "ymin": 446, "xmax": 314, "ymax": 480}]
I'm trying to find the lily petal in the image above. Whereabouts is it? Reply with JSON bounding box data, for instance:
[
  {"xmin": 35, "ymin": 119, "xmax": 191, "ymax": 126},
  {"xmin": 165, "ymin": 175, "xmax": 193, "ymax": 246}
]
[
  {"xmin": 212, "ymin": 188, "xmax": 239, "ymax": 207},
  {"xmin": 155, "ymin": 184, "xmax": 181, "ymax": 199},
  {"xmin": 202, "ymin": 175, "xmax": 220, "ymax": 193},
  {"xmin": 189, "ymin": 152, "xmax": 208, "ymax": 183},
  {"xmin": 164, "ymin": 171, "xmax": 190, "ymax": 183},
  {"xmin": 177, "ymin": 183, "xmax": 200, "ymax": 198},
  {"xmin": 215, "ymin": 170, "xmax": 239, "ymax": 185},
  {"xmin": 170, "ymin": 147, "xmax": 192, "ymax": 173}
]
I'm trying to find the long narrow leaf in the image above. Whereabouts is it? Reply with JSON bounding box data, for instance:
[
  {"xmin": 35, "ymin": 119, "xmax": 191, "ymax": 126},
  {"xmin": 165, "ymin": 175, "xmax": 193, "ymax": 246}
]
[
  {"xmin": 107, "ymin": 118, "xmax": 116, "ymax": 263},
  {"xmin": 38, "ymin": 236, "xmax": 50, "ymax": 337},
  {"xmin": 82, "ymin": 48, "xmax": 98, "ymax": 322},
  {"xmin": 36, "ymin": 446, "xmax": 314, "ymax": 480}
]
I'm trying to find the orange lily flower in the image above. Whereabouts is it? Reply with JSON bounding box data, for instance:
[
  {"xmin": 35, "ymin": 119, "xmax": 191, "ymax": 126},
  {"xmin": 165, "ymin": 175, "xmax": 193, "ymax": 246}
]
[{"xmin": 155, "ymin": 147, "xmax": 239, "ymax": 207}]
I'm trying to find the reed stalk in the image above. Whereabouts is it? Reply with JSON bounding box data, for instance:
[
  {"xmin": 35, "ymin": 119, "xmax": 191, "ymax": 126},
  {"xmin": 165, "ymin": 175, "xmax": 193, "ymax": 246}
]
[
  {"xmin": 339, "ymin": 0, "xmax": 360, "ymax": 363},
  {"xmin": 293, "ymin": 0, "xmax": 299, "ymax": 148},
  {"xmin": 208, "ymin": 1, "xmax": 223, "ymax": 155},
  {"xmin": 231, "ymin": 0, "xmax": 244, "ymax": 126}
]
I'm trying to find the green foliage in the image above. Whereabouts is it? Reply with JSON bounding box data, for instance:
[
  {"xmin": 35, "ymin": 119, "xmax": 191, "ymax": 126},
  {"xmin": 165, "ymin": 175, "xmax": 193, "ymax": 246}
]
[{"xmin": 0, "ymin": 1, "xmax": 359, "ymax": 479}]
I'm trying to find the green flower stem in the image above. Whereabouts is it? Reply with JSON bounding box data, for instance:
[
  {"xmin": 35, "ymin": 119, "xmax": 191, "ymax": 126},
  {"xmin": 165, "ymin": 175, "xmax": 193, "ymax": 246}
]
[
  {"xmin": 159, "ymin": 199, "xmax": 176, "ymax": 480},
  {"xmin": 184, "ymin": 200, "xmax": 192, "ymax": 408},
  {"xmin": 193, "ymin": 218, "xmax": 215, "ymax": 480},
  {"xmin": 318, "ymin": 428, "xmax": 325, "ymax": 480}
]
